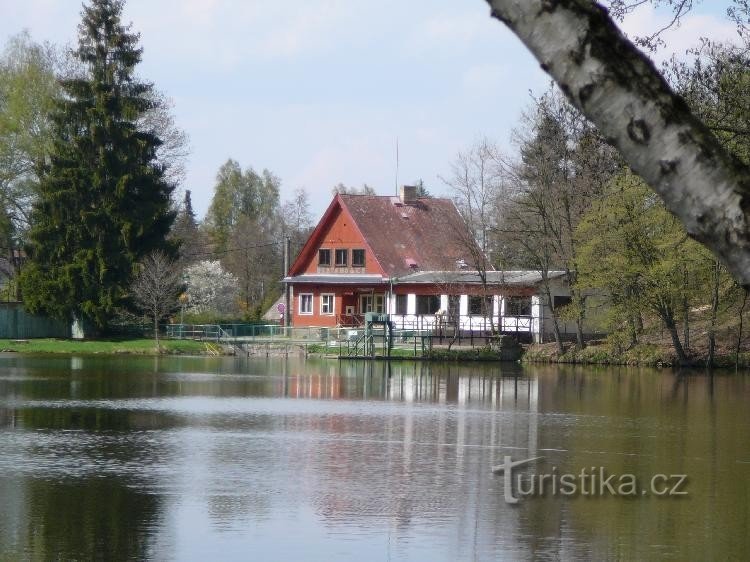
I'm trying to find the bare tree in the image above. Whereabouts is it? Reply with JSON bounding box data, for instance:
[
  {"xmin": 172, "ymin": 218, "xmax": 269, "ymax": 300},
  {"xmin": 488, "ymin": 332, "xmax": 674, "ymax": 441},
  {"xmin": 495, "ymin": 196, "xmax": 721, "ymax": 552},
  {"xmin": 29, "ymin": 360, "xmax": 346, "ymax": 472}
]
[
  {"xmin": 484, "ymin": 0, "xmax": 750, "ymax": 287},
  {"xmin": 441, "ymin": 137, "xmax": 504, "ymax": 255},
  {"xmin": 131, "ymin": 251, "xmax": 183, "ymax": 348}
]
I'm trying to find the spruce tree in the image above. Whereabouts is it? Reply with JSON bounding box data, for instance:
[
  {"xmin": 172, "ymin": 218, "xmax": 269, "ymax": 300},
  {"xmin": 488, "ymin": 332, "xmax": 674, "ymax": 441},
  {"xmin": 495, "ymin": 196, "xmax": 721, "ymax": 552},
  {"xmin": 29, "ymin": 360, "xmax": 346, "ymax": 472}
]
[{"xmin": 20, "ymin": 0, "xmax": 175, "ymax": 329}]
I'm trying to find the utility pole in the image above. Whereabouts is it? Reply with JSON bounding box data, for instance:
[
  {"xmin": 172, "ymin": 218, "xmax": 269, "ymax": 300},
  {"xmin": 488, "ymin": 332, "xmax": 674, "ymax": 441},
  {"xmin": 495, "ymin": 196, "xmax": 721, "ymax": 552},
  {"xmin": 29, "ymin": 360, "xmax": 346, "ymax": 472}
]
[{"xmin": 284, "ymin": 236, "xmax": 291, "ymax": 327}]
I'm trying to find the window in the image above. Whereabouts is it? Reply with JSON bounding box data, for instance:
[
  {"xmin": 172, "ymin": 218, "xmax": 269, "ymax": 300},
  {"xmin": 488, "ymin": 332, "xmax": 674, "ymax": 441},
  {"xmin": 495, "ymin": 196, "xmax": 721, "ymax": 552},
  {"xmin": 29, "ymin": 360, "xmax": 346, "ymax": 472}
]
[
  {"xmin": 396, "ymin": 294, "xmax": 408, "ymax": 315},
  {"xmin": 416, "ymin": 295, "xmax": 441, "ymax": 315},
  {"xmin": 359, "ymin": 294, "xmax": 385, "ymax": 314},
  {"xmin": 554, "ymin": 295, "xmax": 572, "ymax": 310},
  {"xmin": 335, "ymin": 248, "xmax": 348, "ymax": 266},
  {"xmin": 299, "ymin": 294, "xmax": 313, "ymax": 315},
  {"xmin": 469, "ymin": 295, "xmax": 493, "ymax": 316},
  {"xmin": 320, "ymin": 294, "xmax": 335, "ymax": 315},
  {"xmin": 506, "ymin": 296, "xmax": 532, "ymax": 316},
  {"xmin": 318, "ymin": 249, "xmax": 331, "ymax": 266},
  {"xmin": 352, "ymin": 249, "xmax": 365, "ymax": 267},
  {"xmin": 374, "ymin": 294, "xmax": 385, "ymax": 314}
]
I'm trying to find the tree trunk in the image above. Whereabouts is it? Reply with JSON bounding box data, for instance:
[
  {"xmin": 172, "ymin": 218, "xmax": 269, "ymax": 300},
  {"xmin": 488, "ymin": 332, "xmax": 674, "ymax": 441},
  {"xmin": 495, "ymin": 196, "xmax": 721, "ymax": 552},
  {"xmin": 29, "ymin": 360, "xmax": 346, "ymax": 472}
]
[
  {"xmin": 574, "ymin": 294, "xmax": 585, "ymax": 349},
  {"xmin": 628, "ymin": 315, "xmax": 638, "ymax": 348},
  {"xmin": 665, "ymin": 317, "xmax": 689, "ymax": 366},
  {"xmin": 486, "ymin": 0, "xmax": 750, "ymax": 287},
  {"xmin": 542, "ymin": 283, "xmax": 564, "ymax": 354},
  {"xmin": 154, "ymin": 315, "xmax": 160, "ymax": 350},
  {"xmin": 682, "ymin": 296, "xmax": 690, "ymax": 351},
  {"xmin": 707, "ymin": 260, "xmax": 721, "ymax": 369},
  {"xmin": 736, "ymin": 289, "xmax": 748, "ymax": 370},
  {"xmin": 682, "ymin": 267, "xmax": 690, "ymax": 351}
]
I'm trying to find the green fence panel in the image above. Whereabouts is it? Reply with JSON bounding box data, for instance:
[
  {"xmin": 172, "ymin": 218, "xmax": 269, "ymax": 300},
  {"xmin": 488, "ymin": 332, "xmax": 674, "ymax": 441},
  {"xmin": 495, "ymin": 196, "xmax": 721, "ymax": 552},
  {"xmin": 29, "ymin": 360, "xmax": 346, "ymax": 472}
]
[{"xmin": 0, "ymin": 303, "xmax": 71, "ymax": 339}]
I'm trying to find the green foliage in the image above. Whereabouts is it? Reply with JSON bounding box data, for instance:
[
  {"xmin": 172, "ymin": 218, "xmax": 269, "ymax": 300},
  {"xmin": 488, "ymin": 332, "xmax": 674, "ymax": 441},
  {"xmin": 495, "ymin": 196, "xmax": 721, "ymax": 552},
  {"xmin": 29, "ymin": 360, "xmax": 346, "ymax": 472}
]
[
  {"xmin": 205, "ymin": 159, "xmax": 280, "ymax": 252},
  {"xmin": 0, "ymin": 32, "xmax": 61, "ymax": 266},
  {"xmin": 19, "ymin": 0, "xmax": 176, "ymax": 329},
  {"xmin": 576, "ymin": 171, "xmax": 714, "ymax": 359}
]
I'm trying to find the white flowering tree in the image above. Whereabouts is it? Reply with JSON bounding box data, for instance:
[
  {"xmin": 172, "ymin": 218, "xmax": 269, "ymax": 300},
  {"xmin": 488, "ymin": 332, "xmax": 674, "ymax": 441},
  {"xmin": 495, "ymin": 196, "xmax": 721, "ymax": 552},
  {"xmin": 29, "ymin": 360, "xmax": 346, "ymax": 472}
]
[{"xmin": 183, "ymin": 260, "xmax": 239, "ymax": 316}]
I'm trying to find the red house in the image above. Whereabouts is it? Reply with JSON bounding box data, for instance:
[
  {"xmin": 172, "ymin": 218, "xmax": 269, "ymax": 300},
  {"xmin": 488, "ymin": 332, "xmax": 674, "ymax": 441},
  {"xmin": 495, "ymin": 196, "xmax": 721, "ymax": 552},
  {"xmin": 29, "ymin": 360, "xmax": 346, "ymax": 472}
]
[{"xmin": 283, "ymin": 186, "xmax": 577, "ymax": 342}]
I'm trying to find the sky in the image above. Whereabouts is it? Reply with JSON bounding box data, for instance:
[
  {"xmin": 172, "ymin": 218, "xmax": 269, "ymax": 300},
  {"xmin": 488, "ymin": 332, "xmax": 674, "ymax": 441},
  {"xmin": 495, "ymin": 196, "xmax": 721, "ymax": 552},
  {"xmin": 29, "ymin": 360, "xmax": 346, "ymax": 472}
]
[{"xmin": 0, "ymin": 1, "xmax": 739, "ymax": 220}]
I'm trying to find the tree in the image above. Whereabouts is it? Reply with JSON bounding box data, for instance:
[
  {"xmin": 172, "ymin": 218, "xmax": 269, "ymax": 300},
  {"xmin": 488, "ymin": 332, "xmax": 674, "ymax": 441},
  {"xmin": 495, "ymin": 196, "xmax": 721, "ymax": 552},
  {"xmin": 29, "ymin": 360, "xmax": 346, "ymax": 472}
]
[
  {"xmin": 222, "ymin": 215, "xmax": 279, "ymax": 316},
  {"xmin": 19, "ymin": 0, "xmax": 176, "ymax": 329},
  {"xmin": 506, "ymin": 93, "xmax": 618, "ymax": 349},
  {"xmin": 130, "ymin": 251, "xmax": 181, "ymax": 347},
  {"xmin": 205, "ymin": 159, "xmax": 281, "ymax": 252},
  {"xmin": 170, "ymin": 189, "xmax": 209, "ymax": 264},
  {"xmin": 0, "ymin": 33, "xmax": 62, "ymax": 292},
  {"xmin": 281, "ymin": 187, "xmax": 313, "ymax": 246},
  {"xmin": 441, "ymin": 137, "xmax": 504, "ymax": 255},
  {"xmin": 484, "ymin": 0, "xmax": 750, "ymax": 287},
  {"xmin": 331, "ymin": 183, "xmax": 377, "ymax": 195},
  {"xmin": 576, "ymin": 172, "xmax": 713, "ymax": 365},
  {"xmin": 183, "ymin": 260, "xmax": 238, "ymax": 317},
  {"xmin": 413, "ymin": 179, "xmax": 432, "ymax": 198}
]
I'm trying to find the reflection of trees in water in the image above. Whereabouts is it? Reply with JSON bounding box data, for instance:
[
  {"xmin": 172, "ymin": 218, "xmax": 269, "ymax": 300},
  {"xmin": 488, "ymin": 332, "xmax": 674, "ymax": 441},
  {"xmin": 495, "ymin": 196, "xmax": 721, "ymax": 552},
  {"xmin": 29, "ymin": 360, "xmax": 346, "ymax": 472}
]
[
  {"xmin": 0, "ymin": 477, "xmax": 162, "ymax": 560},
  {"xmin": 513, "ymin": 367, "xmax": 750, "ymax": 560}
]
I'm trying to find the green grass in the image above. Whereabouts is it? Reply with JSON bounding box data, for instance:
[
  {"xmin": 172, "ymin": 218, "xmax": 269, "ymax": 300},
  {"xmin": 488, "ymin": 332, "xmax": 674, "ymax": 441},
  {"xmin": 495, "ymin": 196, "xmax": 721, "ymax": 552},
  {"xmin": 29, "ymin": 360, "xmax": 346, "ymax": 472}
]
[{"xmin": 0, "ymin": 338, "xmax": 210, "ymax": 355}]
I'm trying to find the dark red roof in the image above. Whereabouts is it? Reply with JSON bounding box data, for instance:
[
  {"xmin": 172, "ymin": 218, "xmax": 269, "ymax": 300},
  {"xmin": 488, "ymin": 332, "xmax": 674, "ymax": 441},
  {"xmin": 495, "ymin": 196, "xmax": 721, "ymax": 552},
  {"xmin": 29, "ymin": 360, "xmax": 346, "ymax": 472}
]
[{"xmin": 288, "ymin": 193, "xmax": 487, "ymax": 278}]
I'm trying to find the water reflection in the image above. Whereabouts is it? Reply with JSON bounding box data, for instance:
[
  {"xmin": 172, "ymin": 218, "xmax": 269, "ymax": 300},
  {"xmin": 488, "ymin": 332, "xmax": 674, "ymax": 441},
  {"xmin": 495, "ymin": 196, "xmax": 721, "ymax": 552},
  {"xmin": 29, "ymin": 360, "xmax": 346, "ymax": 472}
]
[{"xmin": 0, "ymin": 355, "xmax": 747, "ymax": 560}]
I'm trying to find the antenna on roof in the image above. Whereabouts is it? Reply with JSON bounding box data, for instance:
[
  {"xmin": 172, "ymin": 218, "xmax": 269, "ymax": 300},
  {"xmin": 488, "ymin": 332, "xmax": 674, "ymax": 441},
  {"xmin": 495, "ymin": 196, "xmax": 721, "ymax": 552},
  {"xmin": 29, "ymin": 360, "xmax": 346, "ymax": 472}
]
[{"xmin": 395, "ymin": 137, "xmax": 399, "ymax": 196}]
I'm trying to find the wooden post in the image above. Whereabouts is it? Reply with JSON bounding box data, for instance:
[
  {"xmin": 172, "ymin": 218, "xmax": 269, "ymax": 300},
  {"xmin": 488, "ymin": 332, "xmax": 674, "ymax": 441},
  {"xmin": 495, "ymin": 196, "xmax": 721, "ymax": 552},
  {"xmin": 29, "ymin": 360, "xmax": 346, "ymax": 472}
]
[{"xmin": 284, "ymin": 236, "xmax": 291, "ymax": 327}]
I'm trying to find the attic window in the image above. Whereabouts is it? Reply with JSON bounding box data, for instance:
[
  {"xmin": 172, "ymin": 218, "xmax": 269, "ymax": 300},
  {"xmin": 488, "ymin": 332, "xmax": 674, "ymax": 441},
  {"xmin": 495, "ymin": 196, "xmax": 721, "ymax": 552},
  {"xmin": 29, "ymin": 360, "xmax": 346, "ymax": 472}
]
[
  {"xmin": 405, "ymin": 258, "xmax": 418, "ymax": 269},
  {"xmin": 352, "ymin": 249, "xmax": 365, "ymax": 267},
  {"xmin": 318, "ymin": 249, "xmax": 331, "ymax": 266},
  {"xmin": 456, "ymin": 259, "xmax": 468, "ymax": 269},
  {"xmin": 335, "ymin": 248, "xmax": 348, "ymax": 266},
  {"xmin": 400, "ymin": 212, "xmax": 409, "ymax": 219}
]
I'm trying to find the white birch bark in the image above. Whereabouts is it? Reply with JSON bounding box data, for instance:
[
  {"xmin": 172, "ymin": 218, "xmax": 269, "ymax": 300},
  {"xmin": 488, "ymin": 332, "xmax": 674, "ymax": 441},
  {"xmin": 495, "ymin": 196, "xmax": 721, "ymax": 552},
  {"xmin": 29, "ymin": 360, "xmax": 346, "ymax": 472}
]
[{"xmin": 486, "ymin": 0, "xmax": 750, "ymax": 285}]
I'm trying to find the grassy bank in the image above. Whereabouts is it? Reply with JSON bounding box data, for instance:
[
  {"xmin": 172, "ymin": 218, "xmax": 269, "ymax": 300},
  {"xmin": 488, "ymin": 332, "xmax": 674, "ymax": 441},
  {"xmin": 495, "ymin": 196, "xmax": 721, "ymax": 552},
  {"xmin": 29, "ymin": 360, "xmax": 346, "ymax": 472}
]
[
  {"xmin": 0, "ymin": 338, "xmax": 212, "ymax": 355},
  {"xmin": 523, "ymin": 341, "xmax": 750, "ymax": 369}
]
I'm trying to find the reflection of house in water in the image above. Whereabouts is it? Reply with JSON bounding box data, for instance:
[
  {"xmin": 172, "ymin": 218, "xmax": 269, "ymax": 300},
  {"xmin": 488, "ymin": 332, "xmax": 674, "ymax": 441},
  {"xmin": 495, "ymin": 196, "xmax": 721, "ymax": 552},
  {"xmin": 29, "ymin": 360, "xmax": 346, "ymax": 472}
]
[{"xmin": 290, "ymin": 361, "xmax": 545, "ymax": 558}]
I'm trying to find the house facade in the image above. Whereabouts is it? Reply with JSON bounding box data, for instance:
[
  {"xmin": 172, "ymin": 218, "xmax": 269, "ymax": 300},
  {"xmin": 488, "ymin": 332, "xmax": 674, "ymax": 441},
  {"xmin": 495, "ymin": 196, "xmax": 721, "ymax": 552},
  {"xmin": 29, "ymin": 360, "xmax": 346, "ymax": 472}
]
[{"xmin": 283, "ymin": 186, "xmax": 586, "ymax": 342}]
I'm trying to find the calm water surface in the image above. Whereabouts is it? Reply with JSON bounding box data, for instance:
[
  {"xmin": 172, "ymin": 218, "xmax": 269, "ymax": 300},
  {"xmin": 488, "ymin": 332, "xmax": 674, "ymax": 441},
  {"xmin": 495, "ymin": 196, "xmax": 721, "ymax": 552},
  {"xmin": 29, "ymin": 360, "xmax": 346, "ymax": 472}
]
[{"xmin": 0, "ymin": 355, "xmax": 748, "ymax": 560}]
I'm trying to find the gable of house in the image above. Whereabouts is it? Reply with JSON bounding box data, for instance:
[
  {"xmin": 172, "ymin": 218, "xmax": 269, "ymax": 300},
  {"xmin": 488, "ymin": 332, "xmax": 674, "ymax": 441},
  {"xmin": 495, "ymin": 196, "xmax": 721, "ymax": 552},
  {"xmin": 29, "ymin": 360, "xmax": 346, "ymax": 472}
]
[{"xmin": 289, "ymin": 195, "xmax": 385, "ymax": 276}]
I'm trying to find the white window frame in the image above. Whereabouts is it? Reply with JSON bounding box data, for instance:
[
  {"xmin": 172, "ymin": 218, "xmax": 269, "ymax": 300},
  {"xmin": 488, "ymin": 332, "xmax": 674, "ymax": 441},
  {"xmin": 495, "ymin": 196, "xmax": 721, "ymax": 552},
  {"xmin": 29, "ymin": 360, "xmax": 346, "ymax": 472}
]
[
  {"xmin": 299, "ymin": 293, "xmax": 313, "ymax": 315},
  {"xmin": 360, "ymin": 294, "xmax": 373, "ymax": 314},
  {"xmin": 320, "ymin": 293, "xmax": 335, "ymax": 315}
]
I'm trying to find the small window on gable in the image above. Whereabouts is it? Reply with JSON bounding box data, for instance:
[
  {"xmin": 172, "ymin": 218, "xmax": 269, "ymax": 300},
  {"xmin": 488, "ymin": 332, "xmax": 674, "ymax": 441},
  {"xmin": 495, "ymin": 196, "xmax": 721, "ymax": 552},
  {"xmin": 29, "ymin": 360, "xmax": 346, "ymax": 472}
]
[
  {"xmin": 335, "ymin": 249, "xmax": 348, "ymax": 266},
  {"xmin": 352, "ymin": 249, "xmax": 365, "ymax": 267},
  {"xmin": 318, "ymin": 249, "xmax": 331, "ymax": 266}
]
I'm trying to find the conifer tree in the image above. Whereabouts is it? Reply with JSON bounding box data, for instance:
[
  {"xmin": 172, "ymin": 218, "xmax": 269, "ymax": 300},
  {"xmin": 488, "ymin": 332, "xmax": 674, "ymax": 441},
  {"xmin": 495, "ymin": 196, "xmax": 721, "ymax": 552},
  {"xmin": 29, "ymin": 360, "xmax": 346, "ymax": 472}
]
[{"xmin": 20, "ymin": 0, "xmax": 175, "ymax": 329}]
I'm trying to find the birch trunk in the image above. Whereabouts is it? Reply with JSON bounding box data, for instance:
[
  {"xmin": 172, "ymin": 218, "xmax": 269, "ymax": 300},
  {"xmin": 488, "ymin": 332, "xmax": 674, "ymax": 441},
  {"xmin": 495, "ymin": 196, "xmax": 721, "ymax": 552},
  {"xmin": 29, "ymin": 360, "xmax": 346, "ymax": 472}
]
[{"xmin": 486, "ymin": 0, "xmax": 750, "ymax": 286}]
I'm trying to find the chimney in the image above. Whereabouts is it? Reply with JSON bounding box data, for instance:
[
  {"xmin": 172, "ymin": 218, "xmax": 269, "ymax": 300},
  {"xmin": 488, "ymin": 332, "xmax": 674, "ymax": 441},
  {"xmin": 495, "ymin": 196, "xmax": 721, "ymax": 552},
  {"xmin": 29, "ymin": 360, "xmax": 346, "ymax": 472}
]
[{"xmin": 399, "ymin": 184, "xmax": 418, "ymax": 204}]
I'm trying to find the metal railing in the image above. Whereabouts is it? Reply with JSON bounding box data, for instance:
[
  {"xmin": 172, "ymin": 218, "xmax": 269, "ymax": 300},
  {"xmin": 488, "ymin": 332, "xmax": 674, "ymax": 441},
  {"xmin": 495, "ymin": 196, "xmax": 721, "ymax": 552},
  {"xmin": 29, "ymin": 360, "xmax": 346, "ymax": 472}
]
[{"xmin": 165, "ymin": 320, "xmax": 529, "ymax": 358}]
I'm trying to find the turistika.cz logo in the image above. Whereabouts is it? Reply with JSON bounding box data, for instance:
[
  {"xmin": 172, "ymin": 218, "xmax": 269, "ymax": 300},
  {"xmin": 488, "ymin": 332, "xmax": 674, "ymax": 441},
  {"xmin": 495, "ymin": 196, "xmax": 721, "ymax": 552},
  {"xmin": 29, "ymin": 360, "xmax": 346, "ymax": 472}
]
[{"xmin": 492, "ymin": 456, "xmax": 688, "ymax": 504}]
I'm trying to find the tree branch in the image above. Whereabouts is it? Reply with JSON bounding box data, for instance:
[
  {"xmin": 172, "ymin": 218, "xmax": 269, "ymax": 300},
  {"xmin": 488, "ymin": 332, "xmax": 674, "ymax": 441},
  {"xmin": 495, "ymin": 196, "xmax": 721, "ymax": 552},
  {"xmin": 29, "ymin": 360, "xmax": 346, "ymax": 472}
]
[{"xmin": 486, "ymin": 0, "xmax": 750, "ymax": 286}]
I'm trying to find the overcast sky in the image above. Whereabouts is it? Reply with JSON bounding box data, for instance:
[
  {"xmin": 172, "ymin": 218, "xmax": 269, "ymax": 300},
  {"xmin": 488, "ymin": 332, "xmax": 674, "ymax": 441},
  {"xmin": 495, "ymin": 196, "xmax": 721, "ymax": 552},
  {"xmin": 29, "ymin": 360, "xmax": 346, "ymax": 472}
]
[{"xmin": 0, "ymin": 1, "xmax": 738, "ymax": 220}]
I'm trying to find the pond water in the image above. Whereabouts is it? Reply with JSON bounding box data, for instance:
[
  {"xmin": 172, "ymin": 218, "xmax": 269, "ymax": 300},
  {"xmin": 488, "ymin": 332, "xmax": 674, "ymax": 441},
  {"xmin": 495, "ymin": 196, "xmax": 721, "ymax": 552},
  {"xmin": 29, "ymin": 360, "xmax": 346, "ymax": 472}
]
[{"xmin": 0, "ymin": 355, "xmax": 747, "ymax": 560}]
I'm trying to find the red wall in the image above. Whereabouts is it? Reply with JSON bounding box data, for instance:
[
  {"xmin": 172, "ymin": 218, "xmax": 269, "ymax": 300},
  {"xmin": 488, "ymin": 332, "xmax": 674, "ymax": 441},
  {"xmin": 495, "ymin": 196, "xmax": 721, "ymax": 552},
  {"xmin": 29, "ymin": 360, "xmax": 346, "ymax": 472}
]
[
  {"xmin": 299, "ymin": 206, "xmax": 382, "ymax": 275},
  {"xmin": 291, "ymin": 284, "xmax": 386, "ymax": 327}
]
